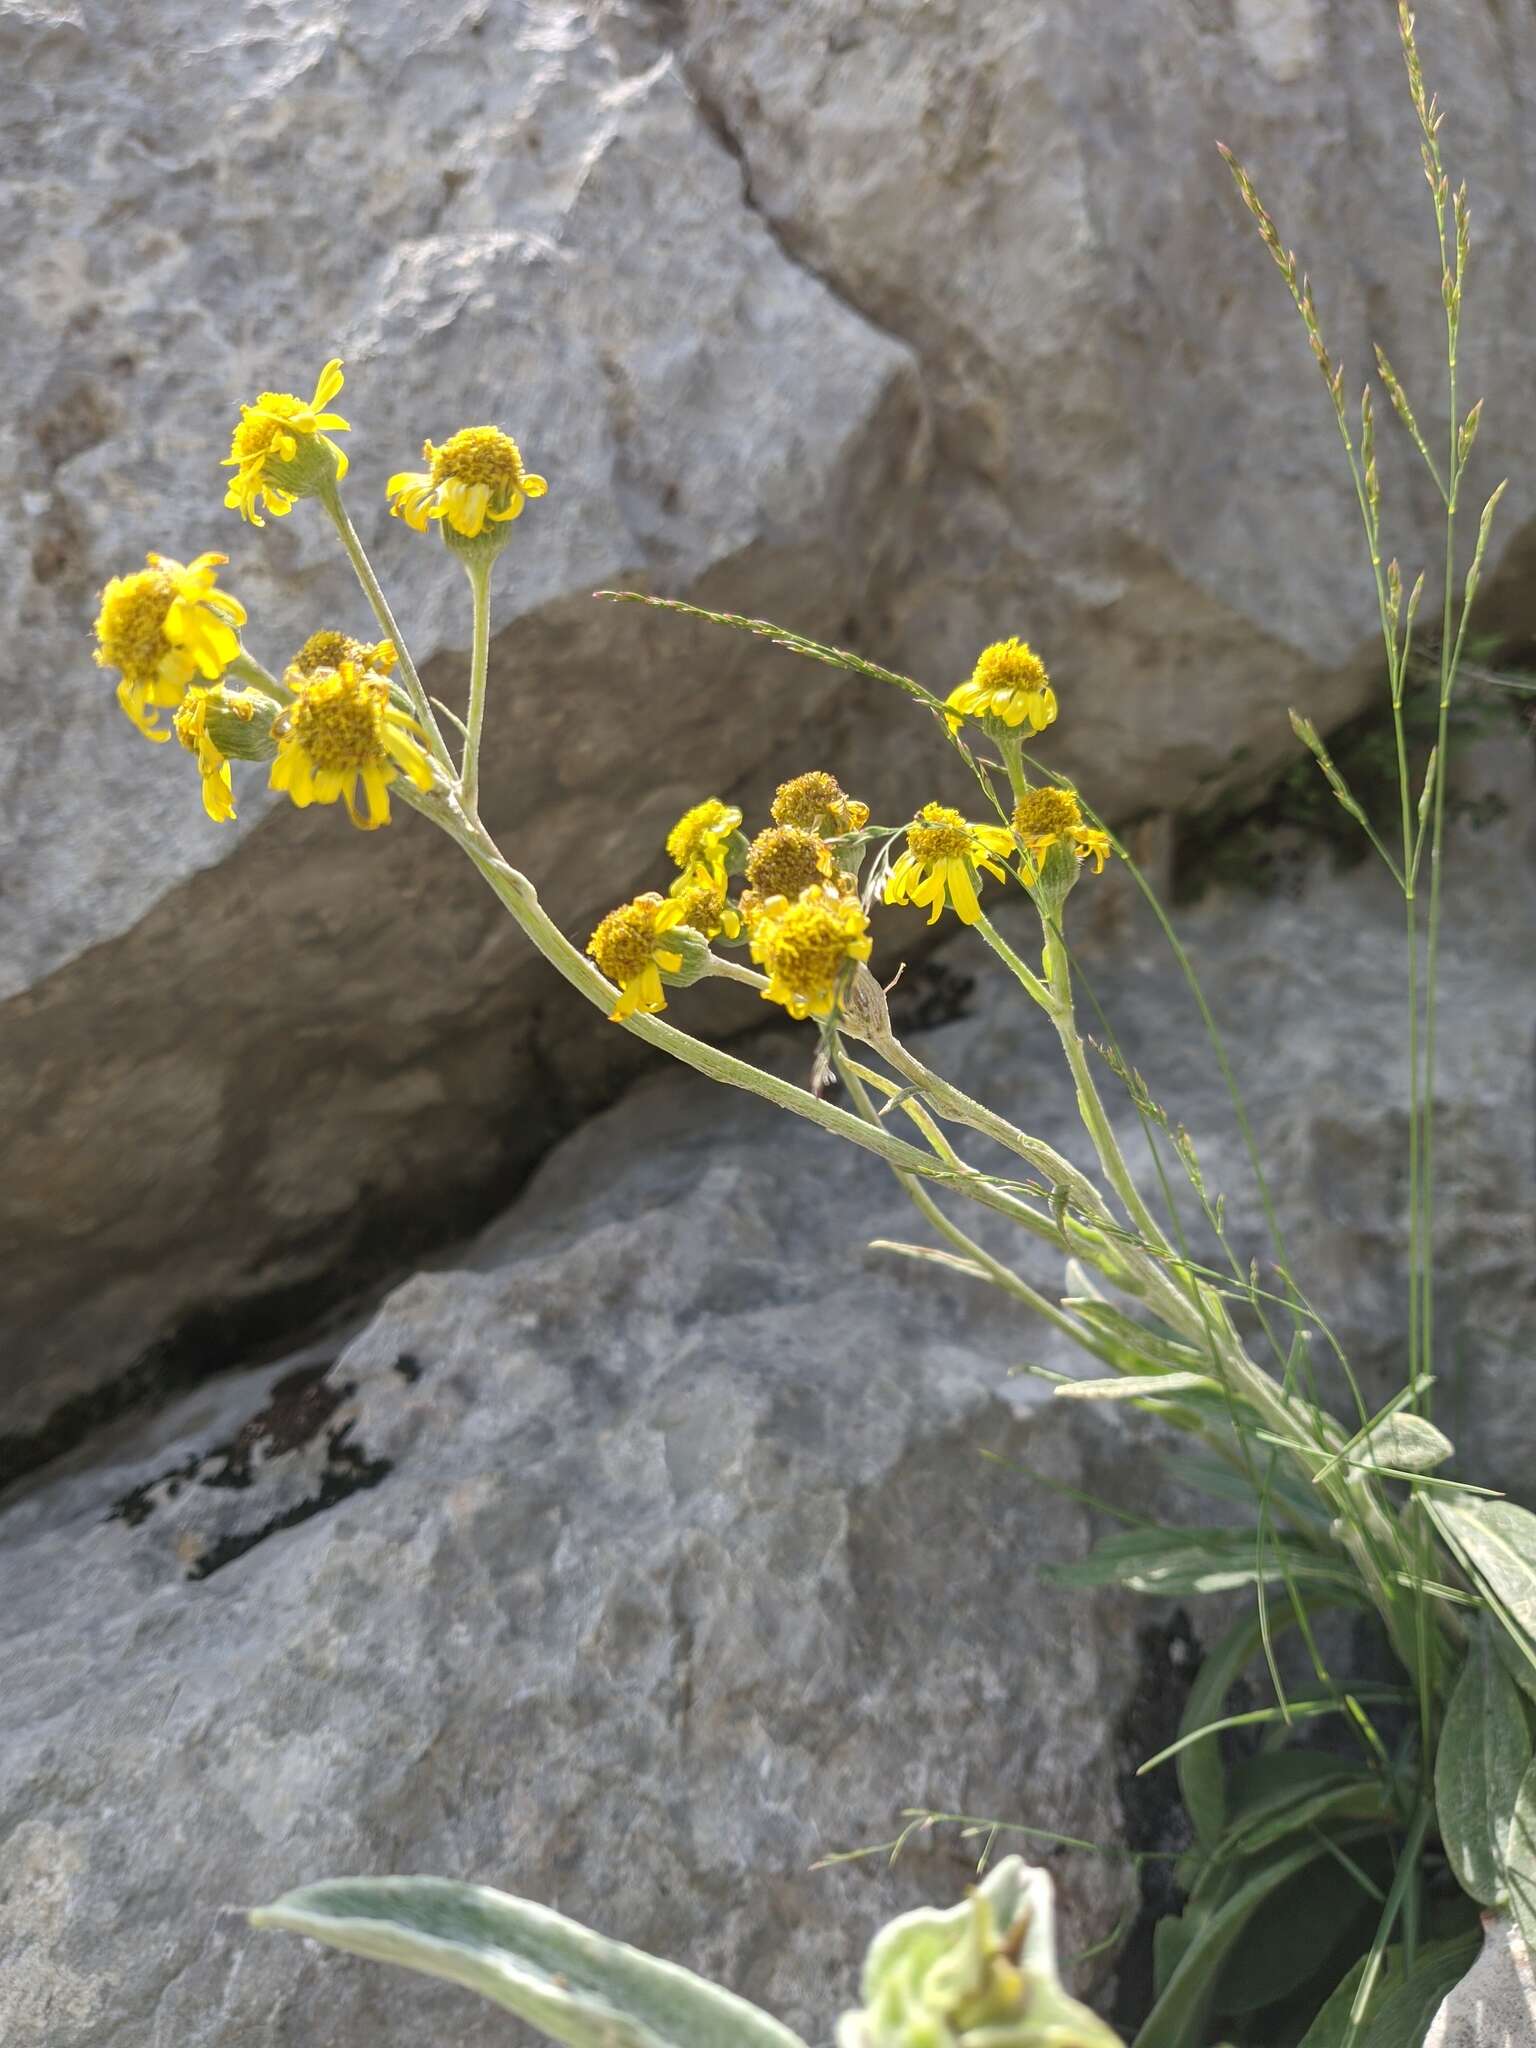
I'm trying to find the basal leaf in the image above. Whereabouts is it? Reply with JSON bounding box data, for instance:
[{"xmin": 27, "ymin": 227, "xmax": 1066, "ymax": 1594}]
[
  {"xmin": 1295, "ymin": 1932, "xmax": 1479, "ymax": 2047},
  {"xmin": 1434, "ymin": 1622, "xmax": 1532, "ymax": 1906},
  {"xmin": 250, "ymin": 1878, "xmax": 810, "ymax": 2048},
  {"xmin": 1048, "ymin": 1527, "xmax": 1350, "ymax": 1599}
]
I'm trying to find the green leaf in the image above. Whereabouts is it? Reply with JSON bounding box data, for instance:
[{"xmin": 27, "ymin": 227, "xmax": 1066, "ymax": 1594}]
[
  {"xmin": 1166, "ymin": 1451, "xmax": 1330, "ymax": 1527},
  {"xmin": 1427, "ymin": 1498, "xmax": 1536, "ymax": 1661},
  {"xmin": 1224, "ymin": 1769, "xmax": 1389, "ymax": 1857},
  {"xmin": 1211, "ymin": 1841, "xmax": 1381, "ymax": 2015},
  {"xmin": 1047, "ymin": 1527, "xmax": 1352, "ymax": 1598},
  {"xmin": 1294, "ymin": 1933, "xmax": 1479, "ymax": 2047},
  {"xmin": 1434, "ymin": 1622, "xmax": 1533, "ymax": 1905},
  {"xmin": 1351, "ymin": 1412, "xmax": 1454, "ymax": 1473},
  {"xmin": 249, "ymin": 1878, "xmax": 810, "ymax": 2048},
  {"xmin": 1053, "ymin": 1371, "xmax": 1221, "ymax": 1402},
  {"xmin": 1176, "ymin": 1605, "xmax": 1346, "ymax": 1851},
  {"xmin": 1131, "ymin": 1829, "xmax": 1382, "ymax": 2048},
  {"xmin": 1310, "ymin": 1394, "xmax": 1453, "ymax": 1483}
]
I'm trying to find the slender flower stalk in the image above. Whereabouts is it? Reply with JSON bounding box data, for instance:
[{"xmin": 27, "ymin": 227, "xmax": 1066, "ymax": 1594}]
[
  {"xmin": 317, "ymin": 478, "xmax": 455, "ymax": 777},
  {"xmin": 459, "ymin": 554, "xmax": 494, "ymax": 818}
]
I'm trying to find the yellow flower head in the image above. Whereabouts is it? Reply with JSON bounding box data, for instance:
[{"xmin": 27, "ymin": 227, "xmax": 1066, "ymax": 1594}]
[
  {"xmin": 945, "ymin": 638, "xmax": 1056, "ymax": 735},
  {"xmin": 269, "ymin": 659, "xmax": 434, "ymax": 831},
  {"xmin": 386, "ymin": 425, "xmax": 548, "ymax": 538},
  {"xmin": 745, "ymin": 824, "xmax": 835, "ymax": 903},
  {"xmin": 95, "ymin": 551, "xmax": 247, "ymax": 741},
  {"xmin": 173, "ymin": 688, "xmax": 240, "ymax": 824},
  {"xmin": 771, "ymin": 770, "xmax": 870, "ymax": 836},
  {"xmin": 665, "ymin": 797, "xmax": 743, "ymax": 884},
  {"xmin": 668, "ymin": 869, "xmax": 743, "ymax": 944},
  {"xmin": 223, "ymin": 359, "xmax": 350, "ymax": 526},
  {"xmin": 289, "ymin": 629, "xmax": 397, "ymax": 679},
  {"xmin": 884, "ymin": 802, "xmax": 1016, "ymax": 925},
  {"xmin": 1011, "ymin": 786, "xmax": 1111, "ymax": 874},
  {"xmin": 587, "ymin": 892, "xmax": 689, "ymax": 1021},
  {"xmin": 749, "ymin": 882, "xmax": 873, "ymax": 1021}
]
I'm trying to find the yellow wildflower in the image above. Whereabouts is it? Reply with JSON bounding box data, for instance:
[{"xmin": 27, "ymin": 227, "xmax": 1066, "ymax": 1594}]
[
  {"xmin": 1011, "ymin": 786, "xmax": 1111, "ymax": 874},
  {"xmin": 269, "ymin": 659, "xmax": 434, "ymax": 830},
  {"xmin": 884, "ymin": 803, "xmax": 1016, "ymax": 924},
  {"xmin": 745, "ymin": 824, "xmax": 834, "ymax": 902},
  {"xmin": 749, "ymin": 882, "xmax": 873, "ymax": 1020},
  {"xmin": 223, "ymin": 359, "xmax": 350, "ymax": 526},
  {"xmin": 587, "ymin": 893, "xmax": 689, "ymax": 1021},
  {"xmin": 386, "ymin": 425, "xmax": 547, "ymax": 538},
  {"xmin": 665, "ymin": 797, "xmax": 743, "ymax": 885},
  {"xmin": 173, "ymin": 688, "xmax": 240, "ymax": 824},
  {"xmin": 288, "ymin": 629, "xmax": 397, "ymax": 678},
  {"xmin": 94, "ymin": 552, "xmax": 246, "ymax": 741},
  {"xmin": 771, "ymin": 770, "xmax": 870, "ymax": 836},
  {"xmin": 668, "ymin": 870, "xmax": 743, "ymax": 943},
  {"xmin": 945, "ymin": 637, "xmax": 1056, "ymax": 735}
]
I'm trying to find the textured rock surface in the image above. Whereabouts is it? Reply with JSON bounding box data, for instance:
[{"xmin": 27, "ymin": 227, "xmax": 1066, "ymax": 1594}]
[
  {"xmin": 1426, "ymin": 1917, "xmax": 1536, "ymax": 2047},
  {"xmin": 5, "ymin": 736, "xmax": 1534, "ymax": 2043},
  {"xmin": 669, "ymin": 0, "xmax": 1536, "ymax": 815},
  {"xmin": 8, "ymin": 0, "xmax": 1536, "ymax": 1459},
  {"xmin": 0, "ymin": 0, "xmax": 927, "ymax": 1447},
  {"xmin": 0, "ymin": 1027, "xmax": 1147, "ymax": 2047}
]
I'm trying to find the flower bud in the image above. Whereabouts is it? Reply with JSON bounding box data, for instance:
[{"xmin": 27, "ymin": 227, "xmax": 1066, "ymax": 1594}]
[
  {"xmin": 202, "ymin": 687, "xmax": 281, "ymax": 762},
  {"xmin": 658, "ymin": 921, "xmax": 717, "ymax": 989},
  {"xmin": 836, "ymin": 1858, "xmax": 1122, "ymax": 2048}
]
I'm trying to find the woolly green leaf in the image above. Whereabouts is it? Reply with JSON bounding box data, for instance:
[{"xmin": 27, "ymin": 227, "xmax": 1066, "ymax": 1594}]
[
  {"xmin": 1048, "ymin": 1527, "xmax": 1352, "ymax": 1598},
  {"xmin": 1427, "ymin": 1499, "xmax": 1536, "ymax": 1658},
  {"xmin": 1053, "ymin": 1372, "xmax": 1220, "ymax": 1402},
  {"xmin": 1348, "ymin": 1411, "xmax": 1454, "ymax": 1474},
  {"xmin": 250, "ymin": 1878, "xmax": 810, "ymax": 2048},
  {"xmin": 1434, "ymin": 1623, "xmax": 1532, "ymax": 1906}
]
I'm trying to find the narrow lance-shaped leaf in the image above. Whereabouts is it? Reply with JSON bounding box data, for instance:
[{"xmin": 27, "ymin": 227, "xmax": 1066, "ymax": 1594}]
[
  {"xmin": 1295, "ymin": 1933, "xmax": 1480, "ymax": 2048},
  {"xmin": 1047, "ymin": 1526, "xmax": 1355, "ymax": 1599},
  {"xmin": 250, "ymin": 1878, "xmax": 811, "ymax": 2048},
  {"xmin": 1434, "ymin": 1621, "xmax": 1532, "ymax": 1906},
  {"xmin": 1428, "ymin": 1497, "xmax": 1536, "ymax": 1664}
]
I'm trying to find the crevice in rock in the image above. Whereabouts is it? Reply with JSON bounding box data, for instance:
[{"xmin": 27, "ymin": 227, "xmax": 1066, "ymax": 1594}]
[
  {"xmin": 635, "ymin": 3, "xmax": 923, "ymax": 382},
  {"xmin": 106, "ymin": 1360, "xmax": 395, "ymax": 1582},
  {"xmin": 1108, "ymin": 1609, "xmax": 1200, "ymax": 2033}
]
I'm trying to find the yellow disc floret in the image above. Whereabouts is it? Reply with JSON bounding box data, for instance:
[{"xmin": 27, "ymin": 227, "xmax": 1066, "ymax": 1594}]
[
  {"xmin": 884, "ymin": 802, "xmax": 1016, "ymax": 924},
  {"xmin": 94, "ymin": 551, "xmax": 247, "ymax": 740},
  {"xmin": 945, "ymin": 637, "xmax": 1056, "ymax": 735},
  {"xmin": 749, "ymin": 882, "xmax": 873, "ymax": 1020},
  {"xmin": 269, "ymin": 660, "xmax": 435, "ymax": 831},
  {"xmin": 665, "ymin": 797, "xmax": 743, "ymax": 884},
  {"xmin": 289, "ymin": 629, "xmax": 397, "ymax": 678},
  {"xmin": 668, "ymin": 870, "xmax": 743, "ymax": 943},
  {"xmin": 222, "ymin": 359, "xmax": 350, "ymax": 526},
  {"xmin": 387, "ymin": 425, "xmax": 548, "ymax": 538},
  {"xmin": 745, "ymin": 824, "xmax": 835, "ymax": 902},
  {"xmin": 771, "ymin": 770, "xmax": 870, "ymax": 836},
  {"xmin": 587, "ymin": 893, "xmax": 689, "ymax": 1021},
  {"xmin": 1011, "ymin": 786, "xmax": 1111, "ymax": 873}
]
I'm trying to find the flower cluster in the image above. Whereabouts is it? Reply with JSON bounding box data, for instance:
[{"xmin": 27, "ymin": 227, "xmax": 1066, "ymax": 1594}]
[
  {"xmin": 90, "ymin": 353, "xmax": 1113, "ymax": 1012},
  {"xmin": 586, "ymin": 770, "xmax": 872, "ymax": 1022},
  {"xmin": 91, "ymin": 356, "xmax": 548, "ymax": 827}
]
